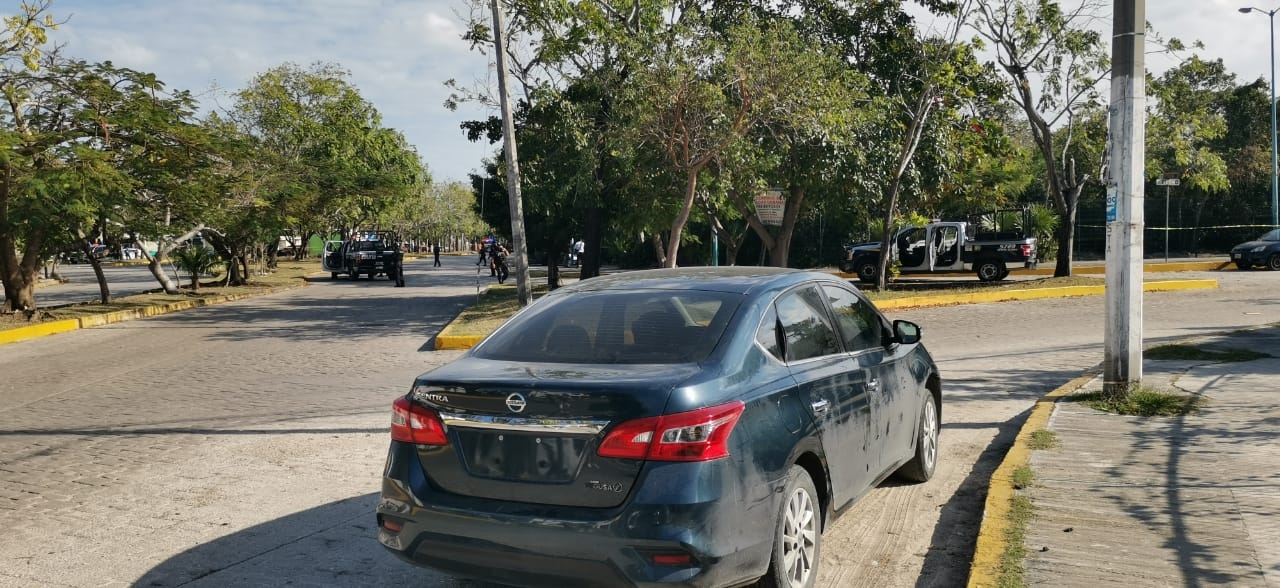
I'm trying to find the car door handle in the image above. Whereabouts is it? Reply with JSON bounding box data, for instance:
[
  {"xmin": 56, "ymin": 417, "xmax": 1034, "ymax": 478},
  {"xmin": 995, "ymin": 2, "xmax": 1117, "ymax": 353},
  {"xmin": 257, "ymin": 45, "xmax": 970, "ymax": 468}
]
[
  {"xmin": 810, "ymin": 399, "xmax": 830, "ymax": 414},
  {"xmin": 868, "ymin": 378, "xmax": 880, "ymax": 391}
]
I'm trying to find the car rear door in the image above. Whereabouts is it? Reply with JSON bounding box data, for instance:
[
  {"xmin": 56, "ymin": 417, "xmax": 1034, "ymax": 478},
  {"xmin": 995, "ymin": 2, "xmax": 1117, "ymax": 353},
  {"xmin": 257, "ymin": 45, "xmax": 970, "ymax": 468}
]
[{"xmin": 321, "ymin": 240, "xmax": 344, "ymax": 272}]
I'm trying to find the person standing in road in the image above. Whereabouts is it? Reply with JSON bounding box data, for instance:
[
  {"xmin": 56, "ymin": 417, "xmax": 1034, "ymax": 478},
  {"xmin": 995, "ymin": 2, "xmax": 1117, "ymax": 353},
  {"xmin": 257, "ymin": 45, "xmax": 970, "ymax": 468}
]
[
  {"xmin": 433, "ymin": 243, "xmax": 441, "ymax": 267},
  {"xmin": 477, "ymin": 240, "xmax": 486, "ymax": 266}
]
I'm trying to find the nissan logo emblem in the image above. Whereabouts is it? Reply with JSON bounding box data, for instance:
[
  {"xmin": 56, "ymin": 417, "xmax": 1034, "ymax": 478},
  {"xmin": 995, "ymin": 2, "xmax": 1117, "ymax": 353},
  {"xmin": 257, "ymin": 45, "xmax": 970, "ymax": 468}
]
[{"xmin": 506, "ymin": 393, "xmax": 527, "ymax": 413}]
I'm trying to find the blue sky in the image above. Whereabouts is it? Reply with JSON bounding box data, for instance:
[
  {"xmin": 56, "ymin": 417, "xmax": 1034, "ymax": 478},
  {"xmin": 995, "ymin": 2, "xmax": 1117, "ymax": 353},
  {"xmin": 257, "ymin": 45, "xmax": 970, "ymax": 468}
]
[{"xmin": 43, "ymin": 0, "xmax": 1277, "ymax": 184}]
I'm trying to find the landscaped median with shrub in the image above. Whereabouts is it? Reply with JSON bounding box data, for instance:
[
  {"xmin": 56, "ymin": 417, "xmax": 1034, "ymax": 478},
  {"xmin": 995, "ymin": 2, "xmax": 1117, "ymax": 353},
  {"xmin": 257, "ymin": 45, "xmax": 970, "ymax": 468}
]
[{"xmin": 0, "ymin": 261, "xmax": 321, "ymax": 345}]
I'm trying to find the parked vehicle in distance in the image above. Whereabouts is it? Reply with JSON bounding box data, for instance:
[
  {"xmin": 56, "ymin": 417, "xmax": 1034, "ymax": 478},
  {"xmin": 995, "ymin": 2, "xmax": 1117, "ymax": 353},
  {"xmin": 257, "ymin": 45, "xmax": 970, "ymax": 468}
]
[
  {"xmin": 842, "ymin": 212, "xmax": 1037, "ymax": 283},
  {"xmin": 322, "ymin": 231, "xmax": 404, "ymax": 285},
  {"xmin": 377, "ymin": 267, "xmax": 941, "ymax": 588},
  {"xmin": 1230, "ymin": 228, "xmax": 1280, "ymax": 270}
]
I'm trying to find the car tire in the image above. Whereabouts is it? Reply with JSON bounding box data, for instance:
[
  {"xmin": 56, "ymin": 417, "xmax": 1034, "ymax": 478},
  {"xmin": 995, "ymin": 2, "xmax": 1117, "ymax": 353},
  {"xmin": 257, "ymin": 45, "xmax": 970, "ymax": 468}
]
[
  {"xmin": 331, "ymin": 272, "xmax": 338, "ymax": 279},
  {"xmin": 1268, "ymin": 253, "xmax": 1280, "ymax": 271},
  {"xmin": 855, "ymin": 260, "xmax": 878, "ymax": 284},
  {"xmin": 975, "ymin": 260, "xmax": 1005, "ymax": 282},
  {"xmin": 896, "ymin": 393, "xmax": 939, "ymax": 483},
  {"xmin": 760, "ymin": 465, "xmax": 821, "ymax": 588},
  {"xmin": 1236, "ymin": 262, "xmax": 1251, "ymax": 271}
]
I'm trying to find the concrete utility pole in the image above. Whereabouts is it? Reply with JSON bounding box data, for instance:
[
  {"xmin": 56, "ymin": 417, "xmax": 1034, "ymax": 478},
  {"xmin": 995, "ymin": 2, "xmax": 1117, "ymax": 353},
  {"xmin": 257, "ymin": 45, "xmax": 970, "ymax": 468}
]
[
  {"xmin": 490, "ymin": 0, "xmax": 532, "ymax": 306},
  {"xmin": 1104, "ymin": 0, "xmax": 1146, "ymax": 397}
]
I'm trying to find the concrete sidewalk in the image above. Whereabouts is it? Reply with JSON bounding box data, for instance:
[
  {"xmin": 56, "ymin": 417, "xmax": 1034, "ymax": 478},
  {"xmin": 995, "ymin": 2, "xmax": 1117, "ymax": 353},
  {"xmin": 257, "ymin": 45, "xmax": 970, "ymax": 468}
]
[{"xmin": 1014, "ymin": 327, "xmax": 1280, "ymax": 586}]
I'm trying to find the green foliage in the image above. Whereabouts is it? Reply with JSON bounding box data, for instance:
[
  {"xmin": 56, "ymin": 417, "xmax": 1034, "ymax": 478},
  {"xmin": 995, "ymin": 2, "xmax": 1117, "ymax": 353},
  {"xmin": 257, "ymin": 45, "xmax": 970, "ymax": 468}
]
[
  {"xmin": 998, "ymin": 494, "xmax": 1035, "ymax": 588},
  {"xmin": 170, "ymin": 244, "xmax": 221, "ymax": 291},
  {"xmin": 1011, "ymin": 464, "xmax": 1034, "ymax": 490},
  {"xmin": 1019, "ymin": 204, "xmax": 1060, "ymax": 260},
  {"xmin": 1073, "ymin": 388, "xmax": 1206, "ymax": 417},
  {"xmin": 1027, "ymin": 430, "xmax": 1058, "ymax": 450},
  {"xmin": 1147, "ymin": 55, "xmax": 1232, "ymax": 195}
]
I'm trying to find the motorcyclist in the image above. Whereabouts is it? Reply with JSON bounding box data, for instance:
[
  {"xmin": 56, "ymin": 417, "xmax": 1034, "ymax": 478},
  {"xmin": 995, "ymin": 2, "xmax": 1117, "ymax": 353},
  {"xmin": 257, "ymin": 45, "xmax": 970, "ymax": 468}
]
[{"xmin": 493, "ymin": 243, "xmax": 510, "ymax": 284}]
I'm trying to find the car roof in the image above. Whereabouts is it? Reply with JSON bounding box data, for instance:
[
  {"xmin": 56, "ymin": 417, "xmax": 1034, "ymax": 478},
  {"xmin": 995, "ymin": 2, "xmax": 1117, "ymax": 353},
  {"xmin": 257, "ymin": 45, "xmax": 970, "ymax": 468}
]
[{"xmin": 561, "ymin": 267, "xmax": 848, "ymax": 298}]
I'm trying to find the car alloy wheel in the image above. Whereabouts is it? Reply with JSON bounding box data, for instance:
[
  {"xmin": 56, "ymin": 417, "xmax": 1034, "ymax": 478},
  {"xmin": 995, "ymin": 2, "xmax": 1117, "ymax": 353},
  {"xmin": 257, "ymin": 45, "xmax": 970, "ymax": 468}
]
[
  {"xmin": 896, "ymin": 393, "xmax": 938, "ymax": 482},
  {"xmin": 762, "ymin": 466, "xmax": 819, "ymax": 588},
  {"xmin": 1268, "ymin": 253, "xmax": 1280, "ymax": 271}
]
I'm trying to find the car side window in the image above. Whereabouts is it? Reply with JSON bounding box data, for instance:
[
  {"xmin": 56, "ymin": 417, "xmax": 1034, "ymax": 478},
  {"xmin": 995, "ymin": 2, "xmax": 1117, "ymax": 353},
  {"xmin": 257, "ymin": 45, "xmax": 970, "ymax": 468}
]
[
  {"xmin": 755, "ymin": 305, "xmax": 783, "ymax": 361},
  {"xmin": 775, "ymin": 285, "xmax": 841, "ymax": 362},
  {"xmin": 821, "ymin": 284, "xmax": 884, "ymax": 352}
]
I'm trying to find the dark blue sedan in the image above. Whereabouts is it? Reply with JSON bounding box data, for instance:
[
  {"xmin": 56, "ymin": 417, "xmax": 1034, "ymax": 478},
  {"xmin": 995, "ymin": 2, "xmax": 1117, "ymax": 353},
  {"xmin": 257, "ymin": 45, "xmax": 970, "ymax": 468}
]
[
  {"xmin": 377, "ymin": 267, "xmax": 941, "ymax": 588},
  {"xmin": 1231, "ymin": 228, "xmax": 1280, "ymax": 270}
]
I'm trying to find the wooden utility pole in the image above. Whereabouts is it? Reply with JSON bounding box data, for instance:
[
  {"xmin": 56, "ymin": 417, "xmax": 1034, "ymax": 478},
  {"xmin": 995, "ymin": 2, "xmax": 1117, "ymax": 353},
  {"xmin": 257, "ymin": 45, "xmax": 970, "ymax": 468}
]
[
  {"xmin": 490, "ymin": 0, "xmax": 532, "ymax": 306},
  {"xmin": 1104, "ymin": 0, "xmax": 1145, "ymax": 397}
]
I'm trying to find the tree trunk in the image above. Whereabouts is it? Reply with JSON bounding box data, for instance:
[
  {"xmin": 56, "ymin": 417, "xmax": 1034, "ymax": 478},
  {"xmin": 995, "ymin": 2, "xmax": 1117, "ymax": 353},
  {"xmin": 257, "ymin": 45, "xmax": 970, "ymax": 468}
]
[
  {"xmin": 766, "ymin": 185, "xmax": 805, "ymax": 268},
  {"xmin": 0, "ymin": 231, "xmax": 45, "ymax": 312},
  {"xmin": 83, "ymin": 243, "xmax": 111, "ymax": 304},
  {"xmin": 1053, "ymin": 189, "xmax": 1082, "ymax": 277},
  {"xmin": 581, "ymin": 199, "xmax": 602, "ymax": 280},
  {"xmin": 664, "ymin": 168, "xmax": 702, "ymax": 268},
  {"xmin": 650, "ymin": 232, "xmax": 668, "ymax": 267}
]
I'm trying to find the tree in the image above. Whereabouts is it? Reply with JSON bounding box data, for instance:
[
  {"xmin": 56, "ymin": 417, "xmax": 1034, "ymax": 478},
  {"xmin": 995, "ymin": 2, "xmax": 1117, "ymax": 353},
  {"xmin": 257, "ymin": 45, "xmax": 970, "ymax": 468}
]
[
  {"xmin": 0, "ymin": 53, "xmax": 203, "ymax": 310},
  {"xmin": 624, "ymin": 17, "xmax": 861, "ymax": 267},
  {"xmin": 972, "ymin": 0, "xmax": 1110, "ymax": 277},
  {"xmin": 228, "ymin": 62, "xmax": 427, "ymax": 272}
]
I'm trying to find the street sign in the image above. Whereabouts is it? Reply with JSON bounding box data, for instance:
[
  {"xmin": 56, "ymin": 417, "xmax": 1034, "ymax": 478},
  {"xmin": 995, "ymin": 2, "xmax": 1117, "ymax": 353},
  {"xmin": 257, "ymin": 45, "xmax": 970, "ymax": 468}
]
[
  {"xmin": 1156, "ymin": 178, "xmax": 1180, "ymax": 186},
  {"xmin": 754, "ymin": 190, "xmax": 785, "ymax": 226}
]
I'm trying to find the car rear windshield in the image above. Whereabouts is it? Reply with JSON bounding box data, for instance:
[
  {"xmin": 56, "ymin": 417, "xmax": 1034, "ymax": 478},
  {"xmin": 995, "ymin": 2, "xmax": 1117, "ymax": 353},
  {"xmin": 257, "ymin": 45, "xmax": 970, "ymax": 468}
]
[
  {"xmin": 353, "ymin": 240, "xmax": 385, "ymax": 251},
  {"xmin": 474, "ymin": 289, "xmax": 742, "ymax": 364}
]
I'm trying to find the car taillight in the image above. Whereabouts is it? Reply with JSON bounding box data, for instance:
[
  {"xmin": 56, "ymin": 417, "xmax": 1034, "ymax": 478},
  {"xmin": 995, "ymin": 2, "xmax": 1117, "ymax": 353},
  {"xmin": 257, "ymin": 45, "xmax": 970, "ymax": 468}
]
[
  {"xmin": 1020, "ymin": 244, "xmax": 1033, "ymax": 257},
  {"xmin": 390, "ymin": 397, "xmax": 448, "ymax": 445},
  {"xmin": 597, "ymin": 401, "xmax": 745, "ymax": 462}
]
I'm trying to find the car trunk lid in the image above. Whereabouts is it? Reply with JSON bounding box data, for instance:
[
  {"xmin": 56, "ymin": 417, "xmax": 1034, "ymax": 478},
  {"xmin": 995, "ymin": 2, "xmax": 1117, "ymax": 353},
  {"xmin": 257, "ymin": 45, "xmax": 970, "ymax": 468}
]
[{"xmin": 408, "ymin": 360, "xmax": 699, "ymax": 508}]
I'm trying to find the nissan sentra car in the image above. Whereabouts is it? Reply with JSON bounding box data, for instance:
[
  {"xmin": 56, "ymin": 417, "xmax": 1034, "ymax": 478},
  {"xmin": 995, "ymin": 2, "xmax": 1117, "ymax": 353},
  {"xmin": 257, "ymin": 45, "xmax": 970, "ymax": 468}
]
[{"xmin": 377, "ymin": 267, "xmax": 941, "ymax": 588}]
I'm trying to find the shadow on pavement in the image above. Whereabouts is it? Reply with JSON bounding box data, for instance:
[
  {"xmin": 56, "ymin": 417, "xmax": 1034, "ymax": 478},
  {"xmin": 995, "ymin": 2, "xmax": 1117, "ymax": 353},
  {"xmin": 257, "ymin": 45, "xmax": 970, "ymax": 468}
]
[{"xmin": 131, "ymin": 493, "xmax": 500, "ymax": 588}]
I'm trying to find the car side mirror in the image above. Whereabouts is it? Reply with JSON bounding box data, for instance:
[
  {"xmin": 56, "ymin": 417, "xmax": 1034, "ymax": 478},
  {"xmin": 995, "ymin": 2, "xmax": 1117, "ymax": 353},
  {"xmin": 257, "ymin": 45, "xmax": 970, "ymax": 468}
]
[{"xmin": 893, "ymin": 320, "xmax": 921, "ymax": 345}]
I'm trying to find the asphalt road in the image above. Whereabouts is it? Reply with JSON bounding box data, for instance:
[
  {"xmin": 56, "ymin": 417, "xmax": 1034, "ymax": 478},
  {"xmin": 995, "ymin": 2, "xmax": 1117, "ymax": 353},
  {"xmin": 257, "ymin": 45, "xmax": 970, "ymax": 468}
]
[
  {"xmin": 10, "ymin": 263, "xmax": 177, "ymax": 308},
  {"xmin": 0, "ymin": 258, "xmax": 1274, "ymax": 588}
]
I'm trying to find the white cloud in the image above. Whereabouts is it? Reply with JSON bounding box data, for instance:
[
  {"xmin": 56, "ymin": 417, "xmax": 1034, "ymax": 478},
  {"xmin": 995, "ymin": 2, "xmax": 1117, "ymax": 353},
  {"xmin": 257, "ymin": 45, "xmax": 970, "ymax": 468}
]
[{"xmin": 47, "ymin": 0, "xmax": 495, "ymax": 181}]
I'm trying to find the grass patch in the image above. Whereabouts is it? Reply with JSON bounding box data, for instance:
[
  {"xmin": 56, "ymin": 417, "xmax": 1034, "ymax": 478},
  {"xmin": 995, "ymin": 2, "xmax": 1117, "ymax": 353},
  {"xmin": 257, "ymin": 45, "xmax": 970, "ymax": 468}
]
[
  {"xmin": 1011, "ymin": 465, "xmax": 1034, "ymax": 490},
  {"xmin": 1071, "ymin": 387, "xmax": 1206, "ymax": 417},
  {"xmin": 998, "ymin": 494, "xmax": 1036, "ymax": 588},
  {"xmin": 1, "ymin": 260, "xmax": 319, "ymax": 332},
  {"xmin": 1027, "ymin": 430, "xmax": 1058, "ymax": 450},
  {"xmin": 444, "ymin": 283, "xmax": 552, "ymax": 337},
  {"xmin": 1146, "ymin": 344, "xmax": 1270, "ymax": 362}
]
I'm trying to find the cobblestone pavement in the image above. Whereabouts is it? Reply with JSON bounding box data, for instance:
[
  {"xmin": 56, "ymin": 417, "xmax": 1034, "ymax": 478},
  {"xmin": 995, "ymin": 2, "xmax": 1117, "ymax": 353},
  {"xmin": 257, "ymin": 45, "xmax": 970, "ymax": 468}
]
[
  {"xmin": 0, "ymin": 256, "xmax": 494, "ymax": 587},
  {"xmin": 0, "ymin": 264, "xmax": 1274, "ymax": 588}
]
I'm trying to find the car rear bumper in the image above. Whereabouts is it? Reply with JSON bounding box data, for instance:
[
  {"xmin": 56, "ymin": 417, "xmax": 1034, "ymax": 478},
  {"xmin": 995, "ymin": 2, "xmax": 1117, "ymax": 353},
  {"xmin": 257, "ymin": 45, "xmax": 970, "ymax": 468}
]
[{"xmin": 376, "ymin": 444, "xmax": 774, "ymax": 587}]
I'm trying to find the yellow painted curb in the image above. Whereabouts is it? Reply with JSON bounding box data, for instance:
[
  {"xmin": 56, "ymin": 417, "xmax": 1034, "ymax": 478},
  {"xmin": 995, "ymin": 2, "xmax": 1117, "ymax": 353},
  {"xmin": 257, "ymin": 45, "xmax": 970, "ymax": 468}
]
[
  {"xmin": 874, "ymin": 279, "xmax": 1217, "ymax": 311},
  {"xmin": 434, "ymin": 334, "xmax": 485, "ymax": 350},
  {"xmin": 837, "ymin": 259, "xmax": 1228, "ymax": 281},
  {"xmin": 966, "ymin": 371, "xmax": 1098, "ymax": 588},
  {"xmin": 1143, "ymin": 278, "xmax": 1219, "ymax": 292},
  {"xmin": 0, "ymin": 318, "xmax": 81, "ymax": 345}
]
